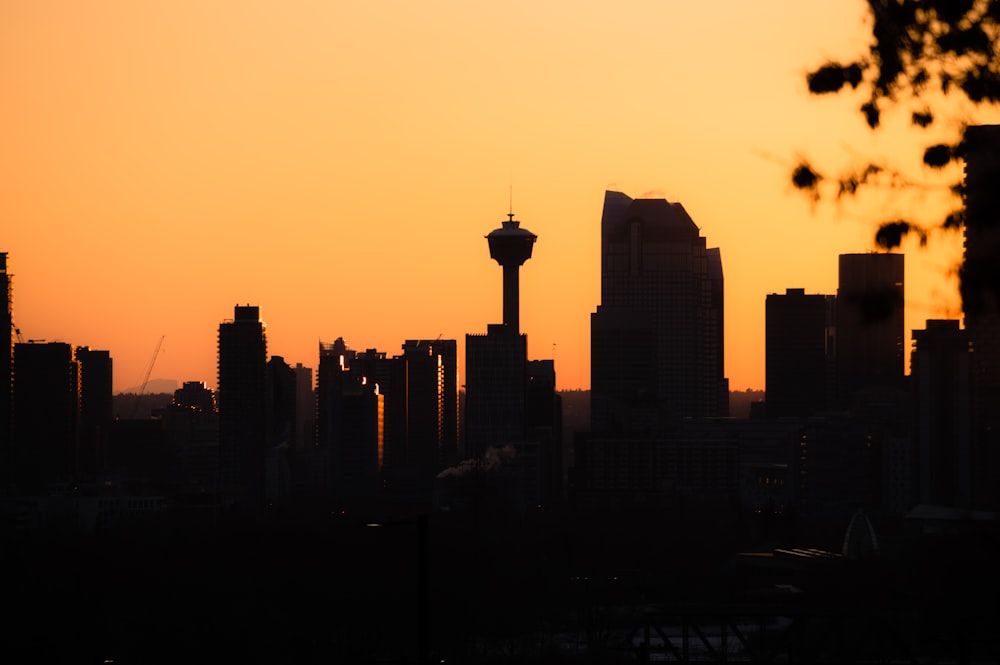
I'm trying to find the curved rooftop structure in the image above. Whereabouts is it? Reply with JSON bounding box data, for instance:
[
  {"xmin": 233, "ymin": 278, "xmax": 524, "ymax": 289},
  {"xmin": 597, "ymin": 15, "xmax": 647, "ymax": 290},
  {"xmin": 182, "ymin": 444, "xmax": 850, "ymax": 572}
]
[
  {"xmin": 485, "ymin": 213, "xmax": 536, "ymax": 333},
  {"xmin": 487, "ymin": 214, "xmax": 537, "ymax": 267}
]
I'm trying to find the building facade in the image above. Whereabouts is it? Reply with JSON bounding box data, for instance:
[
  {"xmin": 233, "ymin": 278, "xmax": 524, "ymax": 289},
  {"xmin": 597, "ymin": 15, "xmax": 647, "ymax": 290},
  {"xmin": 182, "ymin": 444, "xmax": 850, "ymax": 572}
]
[
  {"xmin": 591, "ymin": 190, "xmax": 728, "ymax": 435},
  {"xmin": 11, "ymin": 341, "xmax": 79, "ymax": 493},
  {"xmin": 217, "ymin": 305, "xmax": 268, "ymax": 508},
  {"xmin": 765, "ymin": 288, "xmax": 836, "ymax": 418},
  {"xmin": 76, "ymin": 347, "xmax": 112, "ymax": 484},
  {"xmin": 317, "ymin": 338, "xmax": 384, "ymax": 503},
  {"xmin": 911, "ymin": 319, "xmax": 970, "ymax": 508},
  {"xmin": 1, "ymin": 253, "xmax": 11, "ymax": 489},
  {"xmin": 835, "ymin": 253, "xmax": 905, "ymax": 407},
  {"xmin": 961, "ymin": 124, "xmax": 1000, "ymax": 509}
]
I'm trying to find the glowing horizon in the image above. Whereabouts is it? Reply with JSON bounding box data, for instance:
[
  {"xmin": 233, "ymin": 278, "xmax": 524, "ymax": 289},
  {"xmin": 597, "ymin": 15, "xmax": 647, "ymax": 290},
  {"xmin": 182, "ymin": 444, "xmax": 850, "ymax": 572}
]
[{"xmin": 2, "ymin": 0, "xmax": 994, "ymax": 394}]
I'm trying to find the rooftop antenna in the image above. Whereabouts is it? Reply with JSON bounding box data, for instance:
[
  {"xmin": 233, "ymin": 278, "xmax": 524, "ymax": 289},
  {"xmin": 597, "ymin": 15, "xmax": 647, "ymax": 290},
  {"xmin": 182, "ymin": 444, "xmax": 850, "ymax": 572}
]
[{"xmin": 509, "ymin": 176, "xmax": 514, "ymax": 221}]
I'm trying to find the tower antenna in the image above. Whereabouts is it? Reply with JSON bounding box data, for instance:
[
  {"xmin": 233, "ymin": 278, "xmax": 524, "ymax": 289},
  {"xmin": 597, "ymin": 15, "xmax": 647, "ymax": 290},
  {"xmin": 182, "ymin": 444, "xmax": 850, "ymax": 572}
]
[{"xmin": 509, "ymin": 178, "xmax": 513, "ymax": 219}]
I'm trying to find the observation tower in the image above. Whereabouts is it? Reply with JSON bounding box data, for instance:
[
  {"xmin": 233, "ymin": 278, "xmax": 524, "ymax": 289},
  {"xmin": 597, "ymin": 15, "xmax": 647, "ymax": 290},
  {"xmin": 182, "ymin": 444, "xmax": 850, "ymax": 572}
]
[{"xmin": 486, "ymin": 213, "xmax": 537, "ymax": 334}]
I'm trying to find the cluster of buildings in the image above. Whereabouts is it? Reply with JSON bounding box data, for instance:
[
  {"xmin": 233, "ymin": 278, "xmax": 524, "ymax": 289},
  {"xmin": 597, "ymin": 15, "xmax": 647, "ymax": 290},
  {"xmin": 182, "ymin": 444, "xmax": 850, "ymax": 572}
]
[
  {"xmin": 570, "ymin": 126, "xmax": 1000, "ymax": 545},
  {"xmin": 2, "ymin": 126, "xmax": 999, "ymax": 539},
  {"xmin": 0, "ymin": 210, "xmax": 561, "ymax": 527}
]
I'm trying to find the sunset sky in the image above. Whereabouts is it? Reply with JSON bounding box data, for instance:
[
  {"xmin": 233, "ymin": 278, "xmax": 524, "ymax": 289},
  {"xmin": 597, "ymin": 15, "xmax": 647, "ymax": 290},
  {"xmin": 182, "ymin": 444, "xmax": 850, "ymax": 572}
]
[{"xmin": 2, "ymin": 0, "xmax": 995, "ymax": 394}]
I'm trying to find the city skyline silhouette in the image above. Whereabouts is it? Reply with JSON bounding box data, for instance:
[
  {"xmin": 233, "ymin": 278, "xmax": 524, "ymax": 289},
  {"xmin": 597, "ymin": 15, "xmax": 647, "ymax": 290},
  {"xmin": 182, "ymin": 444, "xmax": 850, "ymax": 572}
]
[
  {"xmin": 2, "ymin": 1, "xmax": 985, "ymax": 395},
  {"xmin": 3, "ymin": 3, "xmax": 1000, "ymax": 663}
]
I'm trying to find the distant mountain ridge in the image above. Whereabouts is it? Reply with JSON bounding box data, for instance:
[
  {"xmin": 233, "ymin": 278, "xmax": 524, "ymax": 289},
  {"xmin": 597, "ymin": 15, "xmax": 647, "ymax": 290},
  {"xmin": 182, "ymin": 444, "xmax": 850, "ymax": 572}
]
[{"xmin": 116, "ymin": 378, "xmax": 178, "ymax": 396}]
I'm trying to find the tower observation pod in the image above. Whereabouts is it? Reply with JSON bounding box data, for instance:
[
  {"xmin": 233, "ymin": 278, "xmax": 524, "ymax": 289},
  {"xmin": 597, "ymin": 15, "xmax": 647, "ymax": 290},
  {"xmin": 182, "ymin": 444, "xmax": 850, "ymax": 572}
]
[{"xmin": 487, "ymin": 213, "xmax": 537, "ymax": 334}]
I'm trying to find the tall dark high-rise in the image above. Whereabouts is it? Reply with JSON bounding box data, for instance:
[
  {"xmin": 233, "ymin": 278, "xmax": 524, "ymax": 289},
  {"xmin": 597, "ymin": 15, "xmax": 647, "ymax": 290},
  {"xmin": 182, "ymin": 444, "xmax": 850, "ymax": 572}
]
[
  {"xmin": 317, "ymin": 338, "xmax": 383, "ymax": 502},
  {"xmin": 590, "ymin": 190, "xmax": 728, "ymax": 435},
  {"xmin": 292, "ymin": 363, "xmax": 314, "ymax": 450},
  {"xmin": 465, "ymin": 213, "xmax": 536, "ymax": 459},
  {"xmin": 911, "ymin": 319, "xmax": 970, "ymax": 508},
  {"xmin": 12, "ymin": 341, "xmax": 79, "ymax": 493},
  {"xmin": 961, "ymin": 123, "xmax": 1000, "ymax": 509},
  {"xmin": 1, "ymin": 253, "xmax": 11, "ymax": 486},
  {"xmin": 398, "ymin": 338, "xmax": 458, "ymax": 469},
  {"xmin": 421, "ymin": 338, "xmax": 459, "ymax": 466},
  {"xmin": 765, "ymin": 288, "xmax": 836, "ymax": 417},
  {"xmin": 76, "ymin": 346, "xmax": 112, "ymax": 484},
  {"xmin": 218, "ymin": 305, "xmax": 268, "ymax": 507},
  {"xmin": 526, "ymin": 358, "xmax": 563, "ymax": 503},
  {"xmin": 836, "ymin": 253, "xmax": 904, "ymax": 406}
]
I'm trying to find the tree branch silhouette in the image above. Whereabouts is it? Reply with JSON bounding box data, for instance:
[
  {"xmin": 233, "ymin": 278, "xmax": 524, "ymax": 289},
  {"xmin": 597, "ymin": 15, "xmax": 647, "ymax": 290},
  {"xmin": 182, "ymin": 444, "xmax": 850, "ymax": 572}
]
[{"xmin": 793, "ymin": 0, "xmax": 1000, "ymax": 249}]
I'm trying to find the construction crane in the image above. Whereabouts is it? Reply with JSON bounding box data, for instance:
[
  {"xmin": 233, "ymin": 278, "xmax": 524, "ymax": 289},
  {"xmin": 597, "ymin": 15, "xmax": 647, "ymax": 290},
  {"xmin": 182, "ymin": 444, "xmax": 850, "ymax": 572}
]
[{"xmin": 131, "ymin": 335, "xmax": 165, "ymax": 418}]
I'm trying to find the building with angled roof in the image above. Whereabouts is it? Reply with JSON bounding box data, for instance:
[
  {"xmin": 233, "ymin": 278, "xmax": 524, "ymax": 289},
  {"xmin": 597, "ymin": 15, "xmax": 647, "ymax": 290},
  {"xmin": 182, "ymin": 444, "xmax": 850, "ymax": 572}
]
[{"xmin": 590, "ymin": 190, "xmax": 728, "ymax": 435}]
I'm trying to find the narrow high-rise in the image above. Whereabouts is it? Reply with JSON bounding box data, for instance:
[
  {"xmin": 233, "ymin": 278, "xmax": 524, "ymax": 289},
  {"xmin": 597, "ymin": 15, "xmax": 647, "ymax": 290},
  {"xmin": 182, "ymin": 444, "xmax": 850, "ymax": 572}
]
[
  {"xmin": 76, "ymin": 346, "xmax": 113, "ymax": 484},
  {"xmin": 961, "ymin": 123, "xmax": 1000, "ymax": 509},
  {"xmin": 317, "ymin": 338, "xmax": 383, "ymax": 502},
  {"xmin": 591, "ymin": 190, "xmax": 728, "ymax": 435},
  {"xmin": 218, "ymin": 305, "xmax": 268, "ymax": 507},
  {"xmin": 1, "ymin": 253, "xmax": 11, "ymax": 486}
]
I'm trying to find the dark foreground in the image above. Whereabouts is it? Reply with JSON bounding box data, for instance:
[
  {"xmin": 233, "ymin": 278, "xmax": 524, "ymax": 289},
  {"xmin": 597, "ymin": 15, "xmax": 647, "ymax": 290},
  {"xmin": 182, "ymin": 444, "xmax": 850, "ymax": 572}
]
[{"xmin": 2, "ymin": 503, "xmax": 998, "ymax": 664}]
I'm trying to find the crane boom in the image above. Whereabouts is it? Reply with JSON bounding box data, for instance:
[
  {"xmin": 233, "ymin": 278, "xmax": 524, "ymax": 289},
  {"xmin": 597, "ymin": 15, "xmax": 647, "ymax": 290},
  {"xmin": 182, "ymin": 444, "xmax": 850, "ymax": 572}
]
[{"xmin": 131, "ymin": 335, "xmax": 165, "ymax": 418}]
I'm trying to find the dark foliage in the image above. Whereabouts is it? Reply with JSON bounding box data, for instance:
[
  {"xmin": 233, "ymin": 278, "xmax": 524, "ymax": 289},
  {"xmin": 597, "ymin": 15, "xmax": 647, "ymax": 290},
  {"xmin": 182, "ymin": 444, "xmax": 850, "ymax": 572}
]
[
  {"xmin": 807, "ymin": 62, "xmax": 865, "ymax": 93},
  {"xmin": 838, "ymin": 163, "xmax": 884, "ymax": 198},
  {"xmin": 923, "ymin": 143, "xmax": 955, "ymax": 167},
  {"xmin": 792, "ymin": 162, "xmax": 821, "ymax": 191},
  {"xmin": 857, "ymin": 0, "xmax": 1000, "ymax": 105},
  {"xmin": 796, "ymin": 0, "xmax": 1000, "ymax": 245},
  {"xmin": 860, "ymin": 100, "xmax": 881, "ymax": 129},
  {"xmin": 942, "ymin": 209, "xmax": 965, "ymax": 230},
  {"xmin": 875, "ymin": 220, "xmax": 916, "ymax": 249},
  {"xmin": 911, "ymin": 110, "xmax": 934, "ymax": 127}
]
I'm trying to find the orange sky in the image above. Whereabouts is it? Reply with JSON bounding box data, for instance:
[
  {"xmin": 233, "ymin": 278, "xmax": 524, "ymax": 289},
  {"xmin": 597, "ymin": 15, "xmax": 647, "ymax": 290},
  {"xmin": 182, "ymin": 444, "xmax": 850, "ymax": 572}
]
[{"xmin": 2, "ymin": 1, "xmax": 995, "ymax": 393}]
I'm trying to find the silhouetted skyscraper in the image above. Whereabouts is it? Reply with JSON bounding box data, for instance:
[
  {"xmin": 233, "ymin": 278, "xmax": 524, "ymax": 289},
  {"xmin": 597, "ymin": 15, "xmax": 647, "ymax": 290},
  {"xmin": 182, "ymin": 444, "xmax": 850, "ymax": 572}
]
[
  {"xmin": 911, "ymin": 319, "xmax": 970, "ymax": 508},
  {"xmin": 12, "ymin": 341, "xmax": 79, "ymax": 493},
  {"xmin": 292, "ymin": 363, "xmax": 314, "ymax": 450},
  {"xmin": 836, "ymin": 253, "xmax": 904, "ymax": 406},
  {"xmin": 526, "ymin": 358, "xmax": 562, "ymax": 503},
  {"xmin": 267, "ymin": 355, "xmax": 297, "ymax": 448},
  {"xmin": 317, "ymin": 338, "xmax": 383, "ymax": 503},
  {"xmin": 1, "ymin": 253, "xmax": 11, "ymax": 487},
  {"xmin": 76, "ymin": 346, "xmax": 112, "ymax": 484},
  {"xmin": 591, "ymin": 190, "xmax": 728, "ymax": 434},
  {"xmin": 961, "ymin": 123, "xmax": 1000, "ymax": 509},
  {"xmin": 218, "ymin": 305, "xmax": 268, "ymax": 507},
  {"xmin": 766, "ymin": 288, "xmax": 836, "ymax": 417},
  {"xmin": 465, "ymin": 213, "xmax": 536, "ymax": 459},
  {"xmin": 398, "ymin": 339, "xmax": 456, "ymax": 469},
  {"xmin": 420, "ymin": 338, "xmax": 459, "ymax": 466}
]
